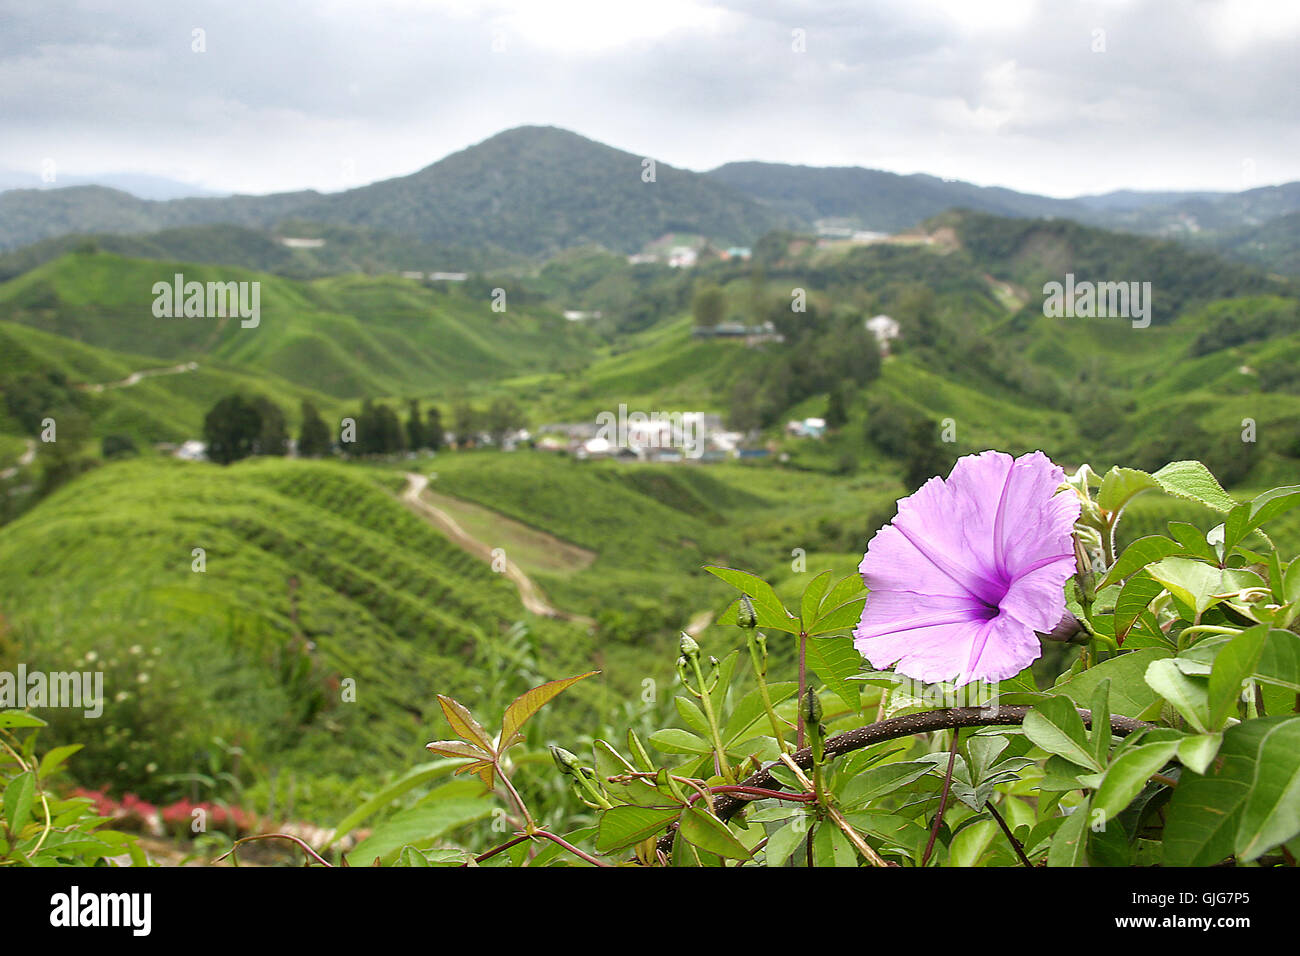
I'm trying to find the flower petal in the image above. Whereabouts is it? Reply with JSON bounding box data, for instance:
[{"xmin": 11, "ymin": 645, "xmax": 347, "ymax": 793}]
[
  {"xmin": 854, "ymin": 449, "xmax": 1080, "ymax": 687},
  {"xmin": 855, "ymin": 608, "xmax": 1041, "ymax": 686}
]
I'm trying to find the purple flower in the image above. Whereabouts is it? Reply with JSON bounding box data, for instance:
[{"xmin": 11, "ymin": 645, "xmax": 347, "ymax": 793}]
[{"xmin": 854, "ymin": 450, "xmax": 1081, "ymax": 687}]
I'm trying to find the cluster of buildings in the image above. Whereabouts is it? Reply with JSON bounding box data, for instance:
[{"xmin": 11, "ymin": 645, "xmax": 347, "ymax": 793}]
[
  {"xmin": 399, "ymin": 271, "xmax": 469, "ymax": 282},
  {"xmin": 691, "ymin": 319, "xmax": 784, "ymax": 345},
  {"xmin": 627, "ymin": 239, "xmax": 752, "ymax": 269},
  {"xmin": 535, "ymin": 413, "xmax": 766, "ymax": 462}
]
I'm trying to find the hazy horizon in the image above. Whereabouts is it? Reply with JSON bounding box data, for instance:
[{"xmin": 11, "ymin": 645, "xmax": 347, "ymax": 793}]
[{"xmin": 3, "ymin": 0, "xmax": 1298, "ymax": 199}]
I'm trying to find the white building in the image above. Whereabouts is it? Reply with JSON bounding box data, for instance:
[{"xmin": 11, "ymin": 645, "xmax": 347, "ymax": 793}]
[
  {"xmin": 175, "ymin": 440, "xmax": 208, "ymax": 461},
  {"xmin": 667, "ymin": 247, "xmax": 698, "ymax": 268},
  {"xmin": 865, "ymin": 314, "xmax": 901, "ymax": 351}
]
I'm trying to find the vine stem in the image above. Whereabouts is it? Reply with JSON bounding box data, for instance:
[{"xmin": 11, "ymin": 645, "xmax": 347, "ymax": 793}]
[
  {"xmin": 532, "ymin": 829, "xmax": 611, "ymax": 867},
  {"xmin": 921, "ymin": 727, "xmax": 960, "ymax": 867},
  {"xmin": 986, "ymin": 799, "xmax": 1033, "ymax": 868},
  {"xmin": 797, "ymin": 632, "xmax": 808, "ymax": 748},
  {"xmin": 652, "ymin": 705, "xmax": 1152, "ymax": 857},
  {"xmin": 214, "ymin": 832, "xmax": 334, "ymax": 867}
]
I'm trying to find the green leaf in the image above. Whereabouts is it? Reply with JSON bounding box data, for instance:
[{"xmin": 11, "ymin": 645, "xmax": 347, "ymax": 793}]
[
  {"xmin": 812, "ymin": 822, "xmax": 858, "ymax": 867},
  {"xmin": 1092, "ymin": 740, "xmax": 1179, "ymax": 826},
  {"xmin": 1146, "ymin": 557, "xmax": 1226, "ymax": 617},
  {"xmin": 722, "ymin": 682, "xmax": 796, "ymax": 745},
  {"xmin": 396, "ymin": 846, "xmax": 431, "ymax": 867},
  {"xmin": 804, "ymin": 635, "xmax": 863, "ymax": 711},
  {"xmin": 705, "ymin": 566, "xmax": 795, "ymax": 627},
  {"xmin": 0, "ymin": 711, "xmax": 46, "ymax": 729},
  {"xmin": 328, "ymin": 758, "xmax": 472, "ymax": 846},
  {"xmin": 1097, "ymin": 466, "xmax": 1160, "ymax": 513},
  {"xmin": 821, "ymin": 573, "xmax": 867, "ymax": 616},
  {"xmin": 1225, "ymin": 485, "xmax": 1300, "ymax": 551},
  {"xmin": 1256, "ymin": 629, "xmax": 1300, "ymax": 691},
  {"xmin": 1100, "ymin": 536, "xmax": 1184, "ymax": 589},
  {"xmin": 1167, "ymin": 522, "xmax": 1219, "ymax": 563},
  {"xmin": 1046, "ymin": 798, "xmax": 1092, "ymax": 867},
  {"xmin": 765, "ymin": 818, "xmax": 807, "ymax": 866},
  {"xmin": 499, "ymin": 671, "xmax": 598, "ymax": 751},
  {"xmin": 1152, "ymin": 460, "xmax": 1237, "ymax": 513},
  {"xmin": 1052, "ymin": 647, "xmax": 1173, "ymax": 718},
  {"xmin": 1206, "ymin": 626, "xmax": 1268, "ymax": 729},
  {"xmin": 594, "ymin": 805, "xmax": 683, "ymax": 853},
  {"xmin": 36, "ymin": 744, "xmax": 83, "ymax": 781},
  {"xmin": 1170, "ymin": 717, "xmax": 1289, "ymax": 868},
  {"xmin": 1113, "ymin": 573, "xmax": 1165, "ymax": 643},
  {"xmin": 1177, "ymin": 732, "xmax": 1223, "ymax": 776},
  {"xmin": 673, "ymin": 696, "xmax": 711, "ymax": 737},
  {"xmin": 3, "ymin": 771, "xmax": 35, "ymax": 833},
  {"xmin": 1144, "ymin": 658, "xmax": 1210, "ymax": 733},
  {"xmin": 1023, "ymin": 695, "xmax": 1103, "ymax": 772},
  {"xmin": 348, "ymin": 795, "xmax": 493, "ymax": 864},
  {"xmin": 807, "ymin": 597, "xmax": 868, "ymax": 636},
  {"xmin": 1089, "ymin": 680, "xmax": 1112, "ymax": 766},
  {"xmin": 1236, "ymin": 716, "xmax": 1300, "ymax": 861},
  {"xmin": 719, "ymin": 596, "xmax": 801, "ymax": 635},
  {"xmin": 648, "ymin": 728, "xmax": 713, "ymax": 756},
  {"xmin": 799, "ymin": 569, "xmax": 833, "ymax": 631},
  {"xmin": 678, "ymin": 807, "xmax": 752, "ymax": 860},
  {"xmin": 839, "ymin": 761, "xmax": 936, "ymax": 810}
]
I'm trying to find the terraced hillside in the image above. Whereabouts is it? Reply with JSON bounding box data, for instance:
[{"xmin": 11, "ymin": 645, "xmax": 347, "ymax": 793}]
[
  {"xmin": 0, "ymin": 251, "xmax": 589, "ymax": 398},
  {"xmin": 0, "ymin": 318, "xmax": 343, "ymax": 451},
  {"xmin": 0, "ymin": 458, "xmax": 597, "ymax": 799}
]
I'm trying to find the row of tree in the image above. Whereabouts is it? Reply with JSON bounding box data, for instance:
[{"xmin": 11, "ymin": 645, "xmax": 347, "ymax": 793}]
[{"xmin": 201, "ymin": 393, "xmax": 529, "ymax": 465}]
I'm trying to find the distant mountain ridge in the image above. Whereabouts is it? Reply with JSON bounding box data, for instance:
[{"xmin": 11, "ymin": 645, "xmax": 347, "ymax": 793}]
[
  {"xmin": 2, "ymin": 125, "xmax": 1298, "ymax": 268},
  {"xmin": 0, "ymin": 127, "xmax": 789, "ymax": 256}
]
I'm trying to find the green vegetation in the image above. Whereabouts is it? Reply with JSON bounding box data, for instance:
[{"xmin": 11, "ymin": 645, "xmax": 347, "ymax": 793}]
[{"xmin": 1, "ymin": 203, "xmax": 1299, "ymax": 862}]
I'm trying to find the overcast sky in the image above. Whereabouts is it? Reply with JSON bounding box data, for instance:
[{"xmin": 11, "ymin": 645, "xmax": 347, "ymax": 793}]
[{"xmin": 2, "ymin": 0, "xmax": 1297, "ymax": 198}]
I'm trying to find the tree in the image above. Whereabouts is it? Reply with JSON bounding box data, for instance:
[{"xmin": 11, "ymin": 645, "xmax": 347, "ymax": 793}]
[
  {"xmin": 406, "ymin": 399, "xmax": 426, "ymax": 451},
  {"xmin": 825, "ymin": 384, "xmax": 849, "ymax": 430},
  {"xmin": 727, "ymin": 378, "xmax": 762, "ymax": 434},
  {"xmin": 452, "ymin": 399, "xmax": 478, "ymax": 449},
  {"xmin": 865, "ymin": 395, "xmax": 911, "ymax": 458},
  {"xmin": 297, "ymin": 400, "xmax": 331, "ymax": 458},
  {"xmin": 485, "ymin": 396, "xmax": 523, "ymax": 448},
  {"xmin": 373, "ymin": 403, "xmax": 407, "ymax": 455},
  {"xmin": 252, "ymin": 396, "xmax": 288, "ymax": 456},
  {"xmin": 101, "ymin": 434, "xmax": 138, "ymax": 459},
  {"xmin": 37, "ymin": 406, "xmax": 94, "ymax": 495},
  {"xmin": 426, "ymin": 406, "xmax": 445, "ymax": 452},
  {"xmin": 203, "ymin": 395, "xmax": 262, "ymax": 465},
  {"xmin": 691, "ymin": 283, "xmax": 727, "ymax": 327},
  {"xmin": 902, "ymin": 418, "xmax": 953, "ymax": 492}
]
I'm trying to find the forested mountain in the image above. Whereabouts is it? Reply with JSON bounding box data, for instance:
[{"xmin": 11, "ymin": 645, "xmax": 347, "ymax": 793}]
[{"xmin": 5, "ymin": 126, "xmax": 1299, "ymax": 265}]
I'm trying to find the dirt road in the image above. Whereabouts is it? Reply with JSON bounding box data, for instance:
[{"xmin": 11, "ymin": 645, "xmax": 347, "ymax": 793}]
[{"xmin": 400, "ymin": 472, "xmax": 595, "ymax": 626}]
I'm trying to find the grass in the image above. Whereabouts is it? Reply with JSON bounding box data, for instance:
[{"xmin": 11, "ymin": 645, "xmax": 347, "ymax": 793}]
[
  {"xmin": 0, "ymin": 456, "xmax": 600, "ymax": 806},
  {"xmin": 0, "ymin": 252, "xmax": 591, "ymax": 400},
  {"xmin": 420, "ymin": 485, "xmax": 596, "ymax": 578}
]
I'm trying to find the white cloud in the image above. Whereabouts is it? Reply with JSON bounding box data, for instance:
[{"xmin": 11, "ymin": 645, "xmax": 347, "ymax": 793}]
[{"xmin": 0, "ymin": 0, "xmax": 1296, "ymax": 197}]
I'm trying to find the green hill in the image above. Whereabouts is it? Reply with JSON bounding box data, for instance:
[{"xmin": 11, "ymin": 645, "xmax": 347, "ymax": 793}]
[
  {"xmin": 0, "ymin": 222, "xmax": 526, "ymax": 283},
  {"xmin": 0, "ymin": 127, "xmax": 791, "ymax": 257},
  {"xmin": 0, "ymin": 458, "xmax": 597, "ymax": 797},
  {"xmin": 0, "ymin": 251, "xmax": 590, "ymax": 399},
  {"xmin": 0, "ymin": 318, "xmax": 343, "ymax": 450}
]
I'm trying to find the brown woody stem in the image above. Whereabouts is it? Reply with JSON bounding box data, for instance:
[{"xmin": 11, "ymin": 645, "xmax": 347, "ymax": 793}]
[{"xmin": 652, "ymin": 705, "xmax": 1151, "ymax": 857}]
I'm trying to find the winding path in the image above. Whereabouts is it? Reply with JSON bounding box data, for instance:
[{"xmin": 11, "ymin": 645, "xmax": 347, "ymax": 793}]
[
  {"xmin": 76, "ymin": 361, "xmax": 199, "ymax": 393},
  {"xmin": 0, "ymin": 438, "xmax": 35, "ymax": 481},
  {"xmin": 400, "ymin": 472, "xmax": 596, "ymax": 626}
]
